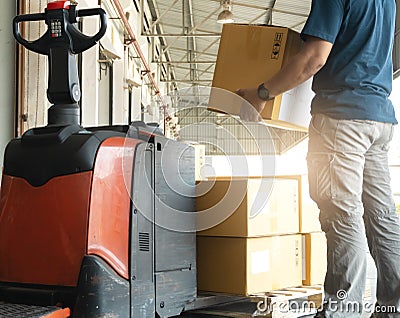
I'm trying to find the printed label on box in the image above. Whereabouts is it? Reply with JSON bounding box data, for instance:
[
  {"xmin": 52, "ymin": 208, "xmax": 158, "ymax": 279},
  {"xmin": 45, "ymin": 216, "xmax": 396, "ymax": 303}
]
[
  {"xmin": 271, "ymin": 32, "xmax": 283, "ymax": 59},
  {"xmin": 251, "ymin": 250, "xmax": 270, "ymax": 274}
]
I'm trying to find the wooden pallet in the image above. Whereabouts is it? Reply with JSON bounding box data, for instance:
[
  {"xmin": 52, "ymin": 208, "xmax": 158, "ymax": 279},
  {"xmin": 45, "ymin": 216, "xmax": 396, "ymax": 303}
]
[
  {"xmin": 251, "ymin": 285, "xmax": 323, "ymax": 317},
  {"xmin": 183, "ymin": 286, "xmax": 323, "ymax": 318}
]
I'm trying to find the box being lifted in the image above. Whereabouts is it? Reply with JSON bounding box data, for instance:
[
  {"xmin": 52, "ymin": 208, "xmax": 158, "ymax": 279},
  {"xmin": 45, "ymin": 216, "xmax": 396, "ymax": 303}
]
[
  {"xmin": 197, "ymin": 234, "xmax": 303, "ymax": 295},
  {"xmin": 209, "ymin": 24, "xmax": 314, "ymax": 131}
]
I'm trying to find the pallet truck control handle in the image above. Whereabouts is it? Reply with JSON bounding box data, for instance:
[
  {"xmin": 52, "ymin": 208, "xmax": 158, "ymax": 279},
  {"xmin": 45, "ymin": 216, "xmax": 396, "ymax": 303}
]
[
  {"xmin": 12, "ymin": 1, "xmax": 107, "ymax": 124},
  {"xmin": 13, "ymin": 13, "xmax": 47, "ymax": 55},
  {"xmin": 13, "ymin": 3, "xmax": 107, "ymax": 55}
]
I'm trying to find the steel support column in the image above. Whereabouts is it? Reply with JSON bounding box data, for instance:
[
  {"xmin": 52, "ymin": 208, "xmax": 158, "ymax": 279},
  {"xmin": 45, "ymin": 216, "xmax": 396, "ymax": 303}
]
[{"xmin": 0, "ymin": 0, "xmax": 16, "ymax": 175}]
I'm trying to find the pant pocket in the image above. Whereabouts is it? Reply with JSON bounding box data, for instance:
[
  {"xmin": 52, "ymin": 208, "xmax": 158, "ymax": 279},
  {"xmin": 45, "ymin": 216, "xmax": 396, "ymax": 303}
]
[
  {"xmin": 307, "ymin": 152, "xmax": 336, "ymax": 202},
  {"xmin": 381, "ymin": 124, "xmax": 394, "ymax": 151}
]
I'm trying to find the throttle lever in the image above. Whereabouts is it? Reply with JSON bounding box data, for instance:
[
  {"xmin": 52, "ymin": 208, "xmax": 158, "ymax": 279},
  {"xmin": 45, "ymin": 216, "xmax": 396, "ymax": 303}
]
[{"xmin": 69, "ymin": 8, "xmax": 107, "ymax": 54}]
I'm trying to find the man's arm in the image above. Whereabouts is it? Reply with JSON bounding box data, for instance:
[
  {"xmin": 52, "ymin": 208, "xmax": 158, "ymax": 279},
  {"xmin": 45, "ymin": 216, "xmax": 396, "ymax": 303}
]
[{"xmin": 237, "ymin": 36, "xmax": 333, "ymax": 121}]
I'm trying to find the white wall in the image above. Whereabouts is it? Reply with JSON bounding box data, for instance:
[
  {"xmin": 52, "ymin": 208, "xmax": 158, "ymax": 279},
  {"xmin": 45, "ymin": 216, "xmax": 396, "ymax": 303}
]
[
  {"xmin": 0, "ymin": 1, "xmax": 16, "ymax": 174},
  {"xmin": 21, "ymin": 1, "xmax": 49, "ymax": 130},
  {"xmin": 81, "ymin": 6, "xmax": 100, "ymax": 126},
  {"xmin": 389, "ymin": 77, "xmax": 400, "ymax": 165},
  {"xmin": 20, "ymin": 0, "xmax": 167, "ymax": 130}
]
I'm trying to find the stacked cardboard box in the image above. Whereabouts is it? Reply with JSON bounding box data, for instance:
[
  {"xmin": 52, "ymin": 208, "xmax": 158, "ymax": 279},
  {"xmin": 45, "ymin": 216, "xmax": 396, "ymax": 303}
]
[
  {"xmin": 277, "ymin": 175, "xmax": 321, "ymax": 233},
  {"xmin": 196, "ymin": 175, "xmax": 328, "ymax": 295},
  {"xmin": 197, "ymin": 177, "xmax": 299, "ymax": 237},
  {"xmin": 197, "ymin": 235, "xmax": 302, "ymax": 295},
  {"xmin": 277, "ymin": 175, "xmax": 327, "ymax": 286},
  {"xmin": 302, "ymin": 232, "xmax": 327, "ymax": 286},
  {"xmin": 196, "ymin": 177, "xmax": 303, "ymax": 295}
]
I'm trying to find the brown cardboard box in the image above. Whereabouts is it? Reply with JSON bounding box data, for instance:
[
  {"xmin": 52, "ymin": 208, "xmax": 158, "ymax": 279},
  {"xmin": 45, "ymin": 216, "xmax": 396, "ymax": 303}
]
[
  {"xmin": 302, "ymin": 232, "xmax": 327, "ymax": 286},
  {"xmin": 209, "ymin": 24, "xmax": 314, "ymax": 131},
  {"xmin": 196, "ymin": 177, "xmax": 299, "ymax": 236},
  {"xmin": 197, "ymin": 235, "xmax": 303, "ymax": 295},
  {"xmin": 277, "ymin": 175, "xmax": 321, "ymax": 233}
]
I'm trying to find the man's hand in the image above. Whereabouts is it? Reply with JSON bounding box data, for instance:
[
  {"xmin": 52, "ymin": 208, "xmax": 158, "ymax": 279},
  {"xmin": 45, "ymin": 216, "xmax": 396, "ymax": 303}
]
[
  {"xmin": 235, "ymin": 37, "xmax": 332, "ymax": 122},
  {"xmin": 236, "ymin": 88, "xmax": 266, "ymax": 122}
]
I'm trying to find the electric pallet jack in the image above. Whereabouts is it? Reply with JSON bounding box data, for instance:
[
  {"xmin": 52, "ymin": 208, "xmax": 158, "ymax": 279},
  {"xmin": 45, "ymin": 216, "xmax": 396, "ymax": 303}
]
[{"xmin": 0, "ymin": 1, "xmax": 196, "ymax": 317}]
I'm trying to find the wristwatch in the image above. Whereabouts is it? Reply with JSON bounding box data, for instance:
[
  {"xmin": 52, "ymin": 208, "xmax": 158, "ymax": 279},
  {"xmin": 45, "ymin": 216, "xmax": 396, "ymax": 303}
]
[{"xmin": 257, "ymin": 83, "xmax": 272, "ymax": 101}]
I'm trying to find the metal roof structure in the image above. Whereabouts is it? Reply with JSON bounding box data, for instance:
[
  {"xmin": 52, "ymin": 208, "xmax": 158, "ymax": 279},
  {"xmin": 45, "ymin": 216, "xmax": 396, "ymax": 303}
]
[
  {"xmin": 142, "ymin": 0, "xmax": 311, "ymax": 90},
  {"xmin": 137, "ymin": 0, "xmax": 400, "ymax": 155}
]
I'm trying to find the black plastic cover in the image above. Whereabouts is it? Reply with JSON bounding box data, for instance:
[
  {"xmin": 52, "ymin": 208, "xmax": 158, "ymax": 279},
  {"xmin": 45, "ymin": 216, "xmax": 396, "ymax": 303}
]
[
  {"xmin": 74, "ymin": 255, "xmax": 130, "ymax": 317},
  {"xmin": 85, "ymin": 121, "xmax": 163, "ymax": 138},
  {"xmin": 3, "ymin": 125, "xmax": 125, "ymax": 187}
]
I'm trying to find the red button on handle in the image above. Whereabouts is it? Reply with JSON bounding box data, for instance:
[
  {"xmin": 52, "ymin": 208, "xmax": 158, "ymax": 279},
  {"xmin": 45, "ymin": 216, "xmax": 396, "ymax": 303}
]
[{"xmin": 47, "ymin": 1, "xmax": 70, "ymax": 11}]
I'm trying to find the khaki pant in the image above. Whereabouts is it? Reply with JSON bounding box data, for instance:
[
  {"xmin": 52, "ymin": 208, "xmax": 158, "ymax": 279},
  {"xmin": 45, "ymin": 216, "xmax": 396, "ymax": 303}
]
[{"xmin": 307, "ymin": 114, "xmax": 400, "ymax": 318}]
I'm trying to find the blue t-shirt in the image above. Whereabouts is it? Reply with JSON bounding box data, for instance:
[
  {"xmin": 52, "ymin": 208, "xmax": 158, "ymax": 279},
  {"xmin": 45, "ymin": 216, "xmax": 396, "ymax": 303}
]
[{"xmin": 301, "ymin": 0, "xmax": 397, "ymax": 124}]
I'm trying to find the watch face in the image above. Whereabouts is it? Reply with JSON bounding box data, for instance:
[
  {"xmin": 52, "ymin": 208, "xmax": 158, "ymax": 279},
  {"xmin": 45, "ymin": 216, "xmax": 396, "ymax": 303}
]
[{"xmin": 258, "ymin": 83, "xmax": 270, "ymax": 101}]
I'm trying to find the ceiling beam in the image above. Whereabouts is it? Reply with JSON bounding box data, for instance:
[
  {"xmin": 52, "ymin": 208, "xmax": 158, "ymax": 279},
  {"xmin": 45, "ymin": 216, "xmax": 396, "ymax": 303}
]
[
  {"xmin": 154, "ymin": 60, "xmax": 216, "ymax": 64},
  {"xmin": 166, "ymin": 46, "xmax": 218, "ymax": 57},
  {"xmin": 142, "ymin": 32, "xmax": 221, "ymax": 37},
  {"xmin": 160, "ymin": 79, "xmax": 212, "ymax": 83},
  {"xmin": 148, "ymin": 0, "xmax": 180, "ymax": 29},
  {"xmin": 160, "ymin": 6, "xmax": 220, "ymax": 54}
]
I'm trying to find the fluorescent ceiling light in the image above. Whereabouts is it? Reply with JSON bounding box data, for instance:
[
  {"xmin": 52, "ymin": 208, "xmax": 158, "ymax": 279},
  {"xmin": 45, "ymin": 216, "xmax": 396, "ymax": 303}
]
[{"xmin": 217, "ymin": 0, "xmax": 234, "ymax": 24}]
